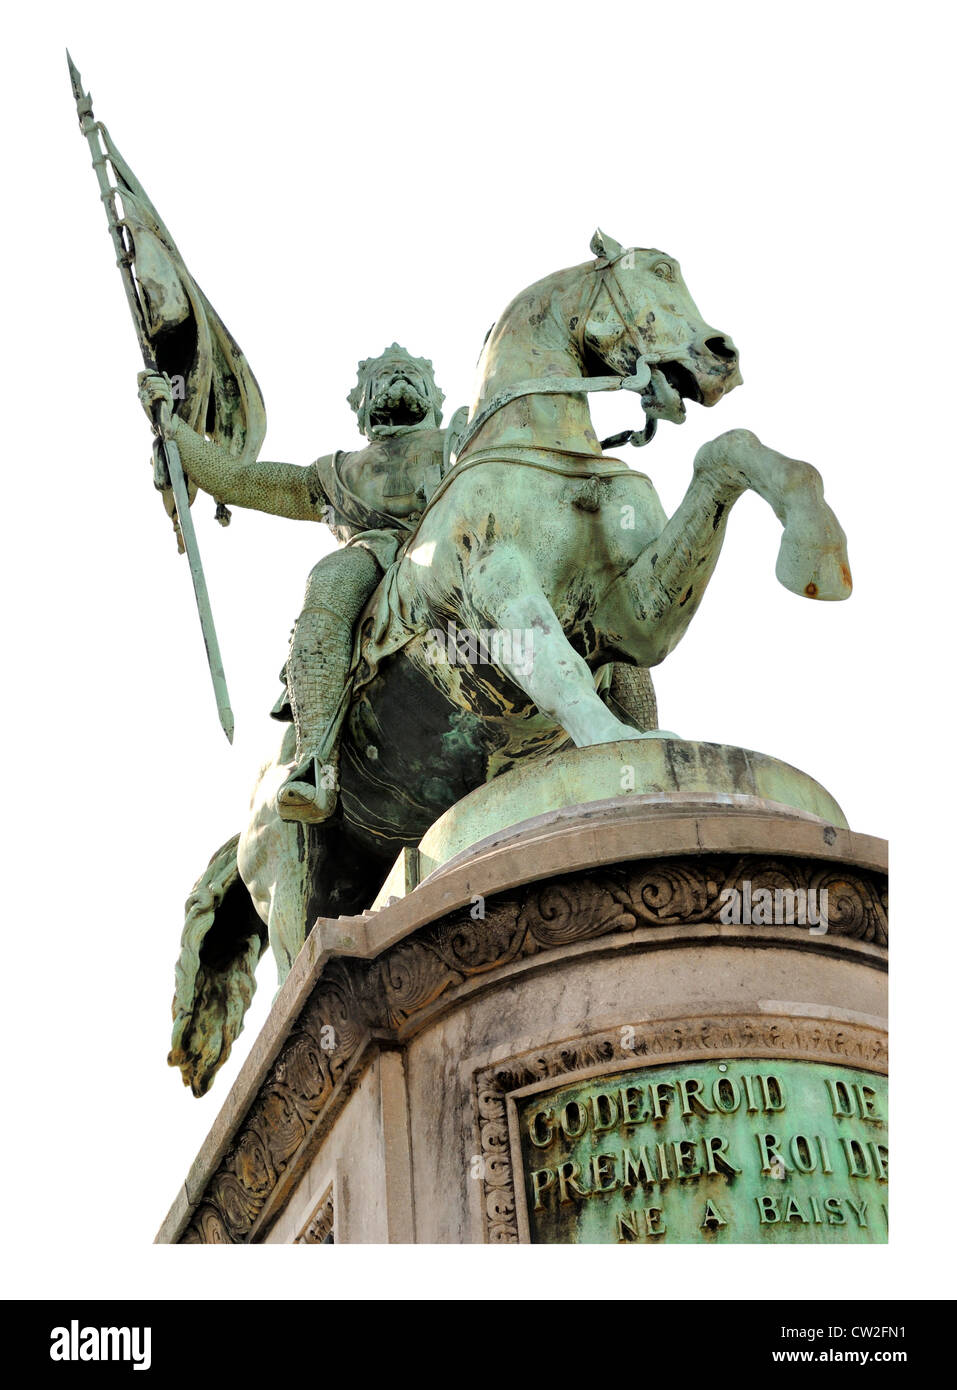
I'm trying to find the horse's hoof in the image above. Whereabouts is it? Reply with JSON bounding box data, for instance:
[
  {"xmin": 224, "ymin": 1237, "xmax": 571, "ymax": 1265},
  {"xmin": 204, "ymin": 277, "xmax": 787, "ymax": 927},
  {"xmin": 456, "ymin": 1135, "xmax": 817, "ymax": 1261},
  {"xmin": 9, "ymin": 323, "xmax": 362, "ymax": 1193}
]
[
  {"xmin": 277, "ymin": 781, "xmax": 337, "ymax": 825},
  {"xmin": 775, "ymin": 516, "xmax": 852, "ymax": 602}
]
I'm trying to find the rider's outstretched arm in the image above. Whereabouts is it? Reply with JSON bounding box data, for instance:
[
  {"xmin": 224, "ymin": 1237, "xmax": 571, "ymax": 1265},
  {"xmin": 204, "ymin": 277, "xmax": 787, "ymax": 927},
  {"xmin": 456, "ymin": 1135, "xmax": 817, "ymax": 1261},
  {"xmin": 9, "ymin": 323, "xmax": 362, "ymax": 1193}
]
[{"xmin": 138, "ymin": 370, "xmax": 326, "ymax": 522}]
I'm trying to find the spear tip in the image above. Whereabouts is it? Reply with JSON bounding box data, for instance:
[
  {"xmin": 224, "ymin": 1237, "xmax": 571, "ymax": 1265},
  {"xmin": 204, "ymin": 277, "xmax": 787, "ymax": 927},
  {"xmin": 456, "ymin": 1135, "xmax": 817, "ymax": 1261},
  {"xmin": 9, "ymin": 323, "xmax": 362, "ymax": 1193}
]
[{"xmin": 66, "ymin": 49, "xmax": 85, "ymax": 101}]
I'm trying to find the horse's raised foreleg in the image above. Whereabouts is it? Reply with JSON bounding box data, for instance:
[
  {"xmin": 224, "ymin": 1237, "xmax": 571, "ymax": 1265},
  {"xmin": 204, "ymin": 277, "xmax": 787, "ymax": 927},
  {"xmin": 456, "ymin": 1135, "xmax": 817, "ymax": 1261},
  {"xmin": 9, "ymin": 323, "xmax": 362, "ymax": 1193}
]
[
  {"xmin": 595, "ymin": 438, "xmax": 745, "ymax": 662},
  {"xmin": 467, "ymin": 547, "xmax": 665, "ymax": 747},
  {"xmin": 597, "ymin": 428, "xmax": 851, "ymax": 665},
  {"xmin": 699, "ymin": 429, "xmax": 852, "ymax": 602}
]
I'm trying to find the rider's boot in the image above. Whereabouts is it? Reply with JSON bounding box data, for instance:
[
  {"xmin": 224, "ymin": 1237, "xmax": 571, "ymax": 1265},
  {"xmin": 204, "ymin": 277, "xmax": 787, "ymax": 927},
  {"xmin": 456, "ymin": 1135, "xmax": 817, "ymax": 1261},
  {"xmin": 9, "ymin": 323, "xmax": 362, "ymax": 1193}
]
[
  {"xmin": 278, "ymin": 545, "xmax": 381, "ymax": 825},
  {"xmin": 605, "ymin": 664, "xmax": 658, "ymax": 732}
]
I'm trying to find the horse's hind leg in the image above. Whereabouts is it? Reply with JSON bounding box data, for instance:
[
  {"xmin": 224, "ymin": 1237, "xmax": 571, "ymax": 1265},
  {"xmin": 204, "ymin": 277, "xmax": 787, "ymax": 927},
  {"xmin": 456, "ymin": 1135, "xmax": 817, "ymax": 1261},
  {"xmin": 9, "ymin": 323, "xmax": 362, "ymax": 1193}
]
[
  {"xmin": 268, "ymin": 823, "xmax": 316, "ymax": 983},
  {"xmin": 238, "ymin": 807, "xmax": 311, "ymax": 985},
  {"xmin": 238, "ymin": 725, "xmax": 316, "ymax": 985},
  {"xmin": 469, "ymin": 548, "xmax": 665, "ymax": 748}
]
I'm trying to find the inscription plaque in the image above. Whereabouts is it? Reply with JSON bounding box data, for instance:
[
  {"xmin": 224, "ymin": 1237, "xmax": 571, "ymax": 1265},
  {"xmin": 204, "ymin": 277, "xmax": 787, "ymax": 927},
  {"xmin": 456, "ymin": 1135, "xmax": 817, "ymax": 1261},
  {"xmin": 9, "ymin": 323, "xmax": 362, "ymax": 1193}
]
[{"xmin": 516, "ymin": 1059, "xmax": 887, "ymax": 1243}]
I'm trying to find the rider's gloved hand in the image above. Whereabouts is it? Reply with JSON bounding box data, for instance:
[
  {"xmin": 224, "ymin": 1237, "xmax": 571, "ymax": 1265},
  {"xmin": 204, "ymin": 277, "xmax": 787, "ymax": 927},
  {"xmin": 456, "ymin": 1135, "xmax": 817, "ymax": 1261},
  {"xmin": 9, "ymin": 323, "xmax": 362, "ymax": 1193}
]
[{"xmin": 137, "ymin": 370, "xmax": 175, "ymax": 427}]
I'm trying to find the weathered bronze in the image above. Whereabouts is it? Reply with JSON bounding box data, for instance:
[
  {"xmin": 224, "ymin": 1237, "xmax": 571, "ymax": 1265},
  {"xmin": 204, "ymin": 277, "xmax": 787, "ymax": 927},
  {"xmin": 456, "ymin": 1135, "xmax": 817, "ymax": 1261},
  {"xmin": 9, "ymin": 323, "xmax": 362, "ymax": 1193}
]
[
  {"xmin": 517, "ymin": 1060, "xmax": 886, "ymax": 1243},
  {"xmin": 166, "ymin": 233, "xmax": 850, "ymax": 1094},
  {"xmin": 66, "ymin": 54, "xmax": 257, "ymax": 742},
  {"xmin": 65, "ymin": 61, "xmax": 853, "ymax": 1102},
  {"xmin": 139, "ymin": 343, "xmax": 457, "ymax": 824}
]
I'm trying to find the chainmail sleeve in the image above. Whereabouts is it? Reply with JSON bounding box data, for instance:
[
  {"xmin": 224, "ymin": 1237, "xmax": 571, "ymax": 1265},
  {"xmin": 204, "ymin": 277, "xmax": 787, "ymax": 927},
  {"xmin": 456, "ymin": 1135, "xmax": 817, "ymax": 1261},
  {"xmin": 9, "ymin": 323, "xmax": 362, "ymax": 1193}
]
[{"xmin": 170, "ymin": 416, "xmax": 327, "ymax": 522}]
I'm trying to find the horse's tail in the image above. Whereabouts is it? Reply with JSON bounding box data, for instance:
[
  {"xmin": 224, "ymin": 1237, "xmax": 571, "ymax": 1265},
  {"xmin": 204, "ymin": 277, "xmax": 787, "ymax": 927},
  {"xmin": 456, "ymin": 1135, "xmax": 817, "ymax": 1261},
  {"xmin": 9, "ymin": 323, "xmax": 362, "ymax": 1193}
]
[{"xmin": 168, "ymin": 833, "xmax": 267, "ymax": 1098}]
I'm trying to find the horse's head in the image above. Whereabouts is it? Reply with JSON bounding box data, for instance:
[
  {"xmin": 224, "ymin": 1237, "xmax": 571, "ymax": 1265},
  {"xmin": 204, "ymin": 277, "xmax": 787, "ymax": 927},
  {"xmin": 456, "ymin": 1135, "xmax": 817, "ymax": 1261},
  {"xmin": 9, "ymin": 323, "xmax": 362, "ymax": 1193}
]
[
  {"xmin": 582, "ymin": 230, "xmax": 742, "ymax": 436},
  {"xmin": 349, "ymin": 343, "xmax": 445, "ymax": 439}
]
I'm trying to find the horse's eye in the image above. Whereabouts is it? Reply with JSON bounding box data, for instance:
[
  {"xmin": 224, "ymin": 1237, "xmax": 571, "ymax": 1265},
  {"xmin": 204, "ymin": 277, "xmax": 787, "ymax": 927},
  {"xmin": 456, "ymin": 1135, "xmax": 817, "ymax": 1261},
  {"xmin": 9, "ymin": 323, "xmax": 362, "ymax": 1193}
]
[{"xmin": 653, "ymin": 261, "xmax": 674, "ymax": 281}]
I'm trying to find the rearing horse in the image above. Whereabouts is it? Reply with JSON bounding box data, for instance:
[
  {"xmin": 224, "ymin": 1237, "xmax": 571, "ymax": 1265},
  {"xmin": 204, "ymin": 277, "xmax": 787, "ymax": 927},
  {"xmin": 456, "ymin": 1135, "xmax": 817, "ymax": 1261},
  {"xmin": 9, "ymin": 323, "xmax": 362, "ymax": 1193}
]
[{"xmin": 170, "ymin": 231, "xmax": 851, "ymax": 1095}]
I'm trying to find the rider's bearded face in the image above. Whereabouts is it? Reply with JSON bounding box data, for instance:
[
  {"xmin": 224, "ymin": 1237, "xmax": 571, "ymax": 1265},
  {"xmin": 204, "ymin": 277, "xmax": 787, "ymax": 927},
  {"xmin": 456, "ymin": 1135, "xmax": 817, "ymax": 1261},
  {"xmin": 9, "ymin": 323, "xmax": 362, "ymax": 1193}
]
[{"xmin": 364, "ymin": 365, "xmax": 437, "ymax": 437}]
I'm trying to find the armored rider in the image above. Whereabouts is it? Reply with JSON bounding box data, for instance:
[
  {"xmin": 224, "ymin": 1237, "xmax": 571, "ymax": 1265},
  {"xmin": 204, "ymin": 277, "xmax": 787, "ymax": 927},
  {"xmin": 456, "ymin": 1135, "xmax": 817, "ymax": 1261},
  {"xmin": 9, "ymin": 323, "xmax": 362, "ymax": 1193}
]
[{"xmin": 138, "ymin": 345, "xmax": 456, "ymax": 825}]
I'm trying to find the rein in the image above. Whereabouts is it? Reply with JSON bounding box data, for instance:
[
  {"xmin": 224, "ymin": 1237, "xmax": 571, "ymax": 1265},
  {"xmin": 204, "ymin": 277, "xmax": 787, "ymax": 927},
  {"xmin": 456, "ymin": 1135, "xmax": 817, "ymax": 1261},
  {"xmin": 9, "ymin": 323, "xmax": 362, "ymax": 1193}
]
[{"xmin": 451, "ymin": 251, "xmax": 696, "ymax": 462}]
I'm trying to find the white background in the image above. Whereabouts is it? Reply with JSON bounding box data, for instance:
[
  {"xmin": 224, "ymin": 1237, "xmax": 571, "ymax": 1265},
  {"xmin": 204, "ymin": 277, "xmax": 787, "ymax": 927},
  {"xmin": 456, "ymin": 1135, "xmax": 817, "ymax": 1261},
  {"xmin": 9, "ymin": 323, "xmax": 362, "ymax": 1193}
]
[{"xmin": 2, "ymin": 0, "xmax": 953, "ymax": 1301}]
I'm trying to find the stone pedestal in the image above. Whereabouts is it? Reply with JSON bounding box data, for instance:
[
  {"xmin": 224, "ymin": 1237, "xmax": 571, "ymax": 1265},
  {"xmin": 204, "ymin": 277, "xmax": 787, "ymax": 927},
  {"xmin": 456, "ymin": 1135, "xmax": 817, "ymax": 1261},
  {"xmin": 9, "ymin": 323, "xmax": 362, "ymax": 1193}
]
[{"xmin": 157, "ymin": 742, "xmax": 887, "ymax": 1245}]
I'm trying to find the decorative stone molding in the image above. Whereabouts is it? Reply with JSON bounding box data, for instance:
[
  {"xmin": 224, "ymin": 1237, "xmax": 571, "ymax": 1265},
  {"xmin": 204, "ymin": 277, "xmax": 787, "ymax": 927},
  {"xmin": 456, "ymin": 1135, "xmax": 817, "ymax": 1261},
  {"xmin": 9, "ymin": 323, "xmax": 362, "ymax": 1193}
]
[
  {"xmin": 295, "ymin": 1186, "xmax": 335, "ymax": 1244},
  {"xmin": 473, "ymin": 1014, "xmax": 889, "ymax": 1243},
  {"xmin": 174, "ymin": 851, "xmax": 887, "ymax": 1243}
]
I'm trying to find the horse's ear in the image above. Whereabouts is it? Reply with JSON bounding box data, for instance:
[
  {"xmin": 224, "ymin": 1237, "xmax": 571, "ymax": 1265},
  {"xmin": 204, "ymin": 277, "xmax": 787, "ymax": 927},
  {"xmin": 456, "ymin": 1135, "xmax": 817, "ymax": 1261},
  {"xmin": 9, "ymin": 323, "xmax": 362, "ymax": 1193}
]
[{"xmin": 590, "ymin": 228, "xmax": 623, "ymax": 262}]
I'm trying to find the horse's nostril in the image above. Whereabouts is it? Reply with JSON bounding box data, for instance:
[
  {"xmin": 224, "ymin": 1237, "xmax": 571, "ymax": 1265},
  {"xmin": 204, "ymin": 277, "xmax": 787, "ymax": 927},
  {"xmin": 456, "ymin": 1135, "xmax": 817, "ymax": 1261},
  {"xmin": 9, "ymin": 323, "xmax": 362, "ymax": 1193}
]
[{"xmin": 706, "ymin": 336, "xmax": 737, "ymax": 362}]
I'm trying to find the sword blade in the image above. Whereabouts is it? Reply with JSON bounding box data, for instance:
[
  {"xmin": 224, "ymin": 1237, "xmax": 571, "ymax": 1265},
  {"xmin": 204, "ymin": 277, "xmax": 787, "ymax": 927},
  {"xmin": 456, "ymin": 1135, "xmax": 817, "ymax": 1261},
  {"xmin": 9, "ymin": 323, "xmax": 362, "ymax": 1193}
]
[{"xmin": 161, "ymin": 434, "xmax": 235, "ymax": 742}]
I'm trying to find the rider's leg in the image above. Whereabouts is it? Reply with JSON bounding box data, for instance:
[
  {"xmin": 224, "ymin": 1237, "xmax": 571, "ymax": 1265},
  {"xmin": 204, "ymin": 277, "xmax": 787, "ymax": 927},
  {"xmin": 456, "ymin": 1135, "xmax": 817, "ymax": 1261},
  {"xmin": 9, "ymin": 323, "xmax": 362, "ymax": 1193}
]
[
  {"xmin": 469, "ymin": 548, "xmax": 668, "ymax": 747},
  {"xmin": 603, "ymin": 664, "xmax": 659, "ymax": 732},
  {"xmin": 278, "ymin": 545, "xmax": 382, "ymax": 824}
]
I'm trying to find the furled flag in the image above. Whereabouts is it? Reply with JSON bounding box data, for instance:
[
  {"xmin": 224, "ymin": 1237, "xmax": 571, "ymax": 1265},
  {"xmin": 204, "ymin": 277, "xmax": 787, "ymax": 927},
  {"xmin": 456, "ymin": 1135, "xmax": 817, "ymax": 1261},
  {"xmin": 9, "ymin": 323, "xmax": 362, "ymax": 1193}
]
[{"xmin": 98, "ymin": 122, "xmax": 267, "ymax": 549}]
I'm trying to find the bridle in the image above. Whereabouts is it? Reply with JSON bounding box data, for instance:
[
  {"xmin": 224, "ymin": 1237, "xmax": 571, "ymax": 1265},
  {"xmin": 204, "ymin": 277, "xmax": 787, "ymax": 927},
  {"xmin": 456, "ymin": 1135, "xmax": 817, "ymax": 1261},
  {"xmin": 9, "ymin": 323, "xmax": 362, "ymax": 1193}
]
[{"xmin": 451, "ymin": 249, "xmax": 699, "ymax": 462}]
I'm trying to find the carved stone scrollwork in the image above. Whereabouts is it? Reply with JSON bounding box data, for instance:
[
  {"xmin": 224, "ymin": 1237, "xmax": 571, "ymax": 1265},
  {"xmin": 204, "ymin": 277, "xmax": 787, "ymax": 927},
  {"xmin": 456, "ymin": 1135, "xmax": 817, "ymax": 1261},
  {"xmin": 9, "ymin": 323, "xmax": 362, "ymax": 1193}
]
[
  {"xmin": 372, "ymin": 902, "xmax": 526, "ymax": 1028},
  {"xmin": 180, "ymin": 1204, "xmax": 232, "ymax": 1244},
  {"xmin": 518, "ymin": 877, "xmax": 633, "ymax": 947},
  {"xmin": 806, "ymin": 868, "xmax": 887, "ymax": 943},
  {"xmin": 618, "ymin": 856, "xmax": 887, "ymax": 943},
  {"xmin": 628, "ymin": 861, "xmax": 712, "ymax": 924},
  {"xmin": 179, "ymin": 852, "xmax": 886, "ymax": 1242}
]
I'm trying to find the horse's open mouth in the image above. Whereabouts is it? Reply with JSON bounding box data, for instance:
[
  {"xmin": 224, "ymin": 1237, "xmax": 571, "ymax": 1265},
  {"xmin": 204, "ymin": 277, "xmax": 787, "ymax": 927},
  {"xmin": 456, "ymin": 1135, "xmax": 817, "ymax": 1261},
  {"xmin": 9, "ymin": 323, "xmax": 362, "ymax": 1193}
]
[
  {"xmin": 603, "ymin": 358, "xmax": 715, "ymax": 450},
  {"xmin": 657, "ymin": 360, "xmax": 703, "ymax": 406},
  {"xmin": 640, "ymin": 362, "xmax": 698, "ymax": 426}
]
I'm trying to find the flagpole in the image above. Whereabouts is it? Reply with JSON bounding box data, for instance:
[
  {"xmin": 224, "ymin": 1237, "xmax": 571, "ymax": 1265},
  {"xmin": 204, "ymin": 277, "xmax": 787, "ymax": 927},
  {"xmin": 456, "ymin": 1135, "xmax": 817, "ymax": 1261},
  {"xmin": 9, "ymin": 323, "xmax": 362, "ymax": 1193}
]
[{"xmin": 67, "ymin": 51, "xmax": 235, "ymax": 743}]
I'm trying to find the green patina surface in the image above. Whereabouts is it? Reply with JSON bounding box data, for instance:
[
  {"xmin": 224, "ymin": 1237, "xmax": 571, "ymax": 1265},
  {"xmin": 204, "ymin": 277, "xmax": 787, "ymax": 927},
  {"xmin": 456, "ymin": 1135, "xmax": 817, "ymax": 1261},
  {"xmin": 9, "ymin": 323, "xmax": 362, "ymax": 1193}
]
[
  {"xmin": 415, "ymin": 739, "xmax": 846, "ymax": 881},
  {"xmin": 69, "ymin": 58, "xmax": 859, "ymax": 1103},
  {"xmin": 518, "ymin": 1059, "xmax": 887, "ymax": 1244}
]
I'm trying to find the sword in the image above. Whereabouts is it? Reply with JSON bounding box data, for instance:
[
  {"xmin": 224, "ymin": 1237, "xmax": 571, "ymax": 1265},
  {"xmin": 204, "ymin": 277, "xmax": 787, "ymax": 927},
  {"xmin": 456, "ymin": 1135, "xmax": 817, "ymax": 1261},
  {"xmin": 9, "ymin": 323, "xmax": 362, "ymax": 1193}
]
[{"xmin": 67, "ymin": 51, "xmax": 234, "ymax": 743}]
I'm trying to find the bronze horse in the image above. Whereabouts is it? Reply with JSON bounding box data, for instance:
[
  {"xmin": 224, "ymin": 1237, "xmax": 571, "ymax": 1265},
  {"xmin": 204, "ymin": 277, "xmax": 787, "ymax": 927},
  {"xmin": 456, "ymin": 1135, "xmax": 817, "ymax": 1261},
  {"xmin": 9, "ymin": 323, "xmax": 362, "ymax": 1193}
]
[{"xmin": 171, "ymin": 232, "xmax": 850, "ymax": 1094}]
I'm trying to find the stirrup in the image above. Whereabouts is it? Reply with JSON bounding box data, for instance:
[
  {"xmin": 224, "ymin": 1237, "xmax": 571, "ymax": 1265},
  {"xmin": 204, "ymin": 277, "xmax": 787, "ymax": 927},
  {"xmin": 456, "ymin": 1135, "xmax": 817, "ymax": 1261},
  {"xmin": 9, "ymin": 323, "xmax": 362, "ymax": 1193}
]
[{"xmin": 277, "ymin": 756, "xmax": 338, "ymax": 825}]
